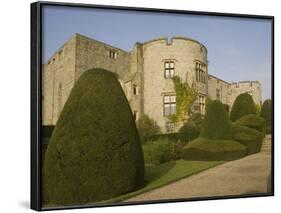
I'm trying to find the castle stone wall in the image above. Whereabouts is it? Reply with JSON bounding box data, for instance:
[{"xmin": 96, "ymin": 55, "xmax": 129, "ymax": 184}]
[
  {"xmin": 42, "ymin": 35, "xmax": 77, "ymax": 125},
  {"xmin": 141, "ymin": 37, "xmax": 208, "ymax": 132},
  {"xmin": 42, "ymin": 34, "xmax": 263, "ymax": 133}
]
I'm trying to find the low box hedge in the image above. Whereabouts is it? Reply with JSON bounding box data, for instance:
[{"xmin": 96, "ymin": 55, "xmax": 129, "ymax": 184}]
[
  {"xmin": 235, "ymin": 114, "xmax": 266, "ymax": 134},
  {"xmin": 142, "ymin": 139, "xmax": 176, "ymax": 165},
  {"xmin": 181, "ymin": 137, "xmax": 247, "ymax": 161},
  {"xmin": 144, "ymin": 130, "xmax": 199, "ymax": 144},
  {"xmin": 233, "ymin": 125, "xmax": 264, "ymax": 155}
]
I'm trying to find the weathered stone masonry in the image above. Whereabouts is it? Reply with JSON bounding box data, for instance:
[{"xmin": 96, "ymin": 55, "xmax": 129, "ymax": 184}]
[{"xmin": 42, "ymin": 34, "xmax": 262, "ymax": 132}]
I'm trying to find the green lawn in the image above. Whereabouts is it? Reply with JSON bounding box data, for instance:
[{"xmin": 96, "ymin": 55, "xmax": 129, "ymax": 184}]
[{"xmin": 98, "ymin": 159, "xmax": 224, "ymax": 203}]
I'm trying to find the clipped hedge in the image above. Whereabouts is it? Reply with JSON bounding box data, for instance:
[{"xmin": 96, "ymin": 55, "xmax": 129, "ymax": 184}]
[
  {"xmin": 43, "ymin": 69, "xmax": 144, "ymax": 206},
  {"xmin": 230, "ymin": 93, "xmax": 256, "ymax": 121},
  {"xmin": 144, "ymin": 130, "xmax": 199, "ymax": 144},
  {"xmin": 142, "ymin": 139, "xmax": 175, "ymax": 165},
  {"xmin": 260, "ymin": 99, "xmax": 272, "ymax": 134},
  {"xmin": 200, "ymin": 100, "xmax": 233, "ymax": 140},
  {"xmin": 235, "ymin": 114, "xmax": 266, "ymax": 134},
  {"xmin": 179, "ymin": 122, "xmax": 199, "ymax": 133},
  {"xmin": 233, "ymin": 125, "xmax": 264, "ymax": 155},
  {"xmin": 181, "ymin": 137, "xmax": 247, "ymax": 161},
  {"xmin": 42, "ymin": 125, "xmax": 55, "ymax": 138}
]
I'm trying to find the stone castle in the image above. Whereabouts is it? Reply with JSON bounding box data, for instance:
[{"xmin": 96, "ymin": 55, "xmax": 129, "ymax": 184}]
[{"xmin": 42, "ymin": 33, "xmax": 262, "ymax": 132}]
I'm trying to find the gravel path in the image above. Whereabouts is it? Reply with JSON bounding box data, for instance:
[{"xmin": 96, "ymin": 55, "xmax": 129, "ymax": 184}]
[{"xmin": 126, "ymin": 135, "xmax": 272, "ymax": 202}]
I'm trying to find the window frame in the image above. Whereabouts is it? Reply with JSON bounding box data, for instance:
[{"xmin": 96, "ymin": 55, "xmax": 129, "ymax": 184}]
[
  {"xmin": 164, "ymin": 61, "xmax": 175, "ymax": 79},
  {"xmin": 163, "ymin": 94, "xmax": 176, "ymax": 116}
]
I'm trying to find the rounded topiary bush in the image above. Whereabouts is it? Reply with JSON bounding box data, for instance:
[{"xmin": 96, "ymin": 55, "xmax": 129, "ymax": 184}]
[
  {"xmin": 43, "ymin": 69, "xmax": 144, "ymax": 206},
  {"xmin": 230, "ymin": 93, "xmax": 256, "ymax": 121},
  {"xmin": 181, "ymin": 137, "xmax": 247, "ymax": 161},
  {"xmin": 260, "ymin": 99, "xmax": 272, "ymax": 133},
  {"xmin": 235, "ymin": 114, "xmax": 266, "ymax": 134},
  {"xmin": 179, "ymin": 122, "xmax": 199, "ymax": 133},
  {"xmin": 233, "ymin": 125, "xmax": 264, "ymax": 155},
  {"xmin": 137, "ymin": 115, "xmax": 161, "ymax": 143},
  {"xmin": 200, "ymin": 100, "xmax": 233, "ymax": 140}
]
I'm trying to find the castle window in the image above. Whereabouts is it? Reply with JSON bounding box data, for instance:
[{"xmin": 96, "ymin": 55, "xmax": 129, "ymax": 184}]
[
  {"xmin": 195, "ymin": 62, "xmax": 206, "ymax": 83},
  {"xmin": 216, "ymin": 89, "xmax": 221, "ymax": 101},
  {"xmin": 133, "ymin": 85, "xmax": 138, "ymax": 95},
  {"xmin": 199, "ymin": 95, "xmax": 206, "ymax": 115},
  {"xmin": 109, "ymin": 49, "xmax": 118, "ymax": 59},
  {"xmin": 164, "ymin": 95, "xmax": 176, "ymax": 116},
  {"xmin": 164, "ymin": 61, "xmax": 175, "ymax": 79},
  {"xmin": 133, "ymin": 111, "xmax": 138, "ymax": 121}
]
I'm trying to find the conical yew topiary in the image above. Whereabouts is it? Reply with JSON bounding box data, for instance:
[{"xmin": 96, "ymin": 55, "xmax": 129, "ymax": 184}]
[
  {"xmin": 200, "ymin": 100, "xmax": 233, "ymax": 140},
  {"xmin": 43, "ymin": 69, "xmax": 144, "ymax": 206},
  {"xmin": 230, "ymin": 93, "xmax": 256, "ymax": 121},
  {"xmin": 260, "ymin": 99, "xmax": 272, "ymax": 128}
]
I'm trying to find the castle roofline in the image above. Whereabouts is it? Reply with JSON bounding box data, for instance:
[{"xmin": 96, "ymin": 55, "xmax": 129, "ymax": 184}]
[
  {"xmin": 74, "ymin": 33, "xmax": 130, "ymax": 54},
  {"xmin": 44, "ymin": 33, "xmax": 130, "ymax": 64},
  {"xmin": 230, "ymin": 80, "xmax": 261, "ymax": 85},
  {"xmin": 139, "ymin": 36, "xmax": 208, "ymax": 53},
  {"xmin": 208, "ymin": 74, "xmax": 230, "ymax": 84}
]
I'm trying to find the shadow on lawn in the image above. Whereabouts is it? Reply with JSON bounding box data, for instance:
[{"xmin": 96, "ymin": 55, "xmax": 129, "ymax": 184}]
[{"xmin": 144, "ymin": 161, "xmax": 176, "ymax": 184}]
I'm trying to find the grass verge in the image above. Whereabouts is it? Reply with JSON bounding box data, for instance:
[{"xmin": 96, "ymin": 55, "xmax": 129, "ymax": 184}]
[{"xmin": 97, "ymin": 159, "xmax": 224, "ymax": 203}]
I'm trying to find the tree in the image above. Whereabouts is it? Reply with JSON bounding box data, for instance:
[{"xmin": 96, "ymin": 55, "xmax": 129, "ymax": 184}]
[
  {"xmin": 230, "ymin": 93, "xmax": 256, "ymax": 121},
  {"xmin": 43, "ymin": 69, "xmax": 144, "ymax": 205},
  {"xmin": 200, "ymin": 100, "xmax": 233, "ymax": 140}
]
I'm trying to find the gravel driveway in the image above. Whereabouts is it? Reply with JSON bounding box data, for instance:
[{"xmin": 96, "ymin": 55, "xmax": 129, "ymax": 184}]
[{"xmin": 126, "ymin": 135, "xmax": 272, "ymax": 202}]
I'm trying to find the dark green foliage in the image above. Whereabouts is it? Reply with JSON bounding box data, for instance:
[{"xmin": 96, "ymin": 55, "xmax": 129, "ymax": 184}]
[
  {"xmin": 42, "ymin": 125, "xmax": 55, "ymax": 138},
  {"xmin": 224, "ymin": 104, "xmax": 230, "ymax": 113},
  {"xmin": 144, "ymin": 131, "xmax": 199, "ymax": 144},
  {"xmin": 142, "ymin": 139, "xmax": 175, "ymax": 165},
  {"xmin": 200, "ymin": 100, "xmax": 233, "ymax": 140},
  {"xmin": 137, "ymin": 115, "xmax": 161, "ymax": 143},
  {"xmin": 187, "ymin": 112, "xmax": 203, "ymax": 129},
  {"xmin": 179, "ymin": 122, "xmax": 199, "ymax": 133},
  {"xmin": 233, "ymin": 125, "xmax": 264, "ymax": 155},
  {"xmin": 43, "ymin": 69, "xmax": 144, "ymax": 206},
  {"xmin": 260, "ymin": 99, "xmax": 272, "ymax": 133},
  {"xmin": 235, "ymin": 114, "xmax": 266, "ymax": 134},
  {"xmin": 181, "ymin": 137, "xmax": 247, "ymax": 161},
  {"xmin": 230, "ymin": 93, "xmax": 256, "ymax": 121}
]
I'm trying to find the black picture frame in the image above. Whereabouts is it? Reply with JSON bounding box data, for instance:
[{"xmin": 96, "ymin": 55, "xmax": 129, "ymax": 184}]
[{"xmin": 31, "ymin": 1, "xmax": 274, "ymax": 211}]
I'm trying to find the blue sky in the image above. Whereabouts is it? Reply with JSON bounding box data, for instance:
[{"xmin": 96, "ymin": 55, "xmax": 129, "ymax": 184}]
[{"xmin": 42, "ymin": 5, "xmax": 272, "ymax": 100}]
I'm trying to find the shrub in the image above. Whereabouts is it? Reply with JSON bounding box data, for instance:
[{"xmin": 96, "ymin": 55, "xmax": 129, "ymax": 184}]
[
  {"xmin": 233, "ymin": 125, "xmax": 264, "ymax": 154},
  {"xmin": 255, "ymin": 104, "xmax": 261, "ymax": 115},
  {"xmin": 200, "ymin": 100, "xmax": 233, "ymax": 140},
  {"xmin": 260, "ymin": 99, "xmax": 272, "ymax": 133},
  {"xmin": 224, "ymin": 104, "xmax": 230, "ymax": 113},
  {"xmin": 179, "ymin": 122, "xmax": 199, "ymax": 133},
  {"xmin": 137, "ymin": 115, "xmax": 161, "ymax": 143},
  {"xmin": 230, "ymin": 93, "xmax": 256, "ymax": 121},
  {"xmin": 181, "ymin": 137, "xmax": 247, "ymax": 161},
  {"xmin": 235, "ymin": 114, "xmax": 266, "ymax": 134},
  {"xmin": 142, "ymin": 139, "xmax": 175, "ymax": 165},
  {"xmin": 43, "ymin": 69, "xmax": 144, "ymax": 206},
  {"xmin": 145, "ymin": 131, "xmax": 199, "ymax": 144},
  {"xmin": 188, "ymin": 113, "xmax": 203, "ymax": 129}
]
